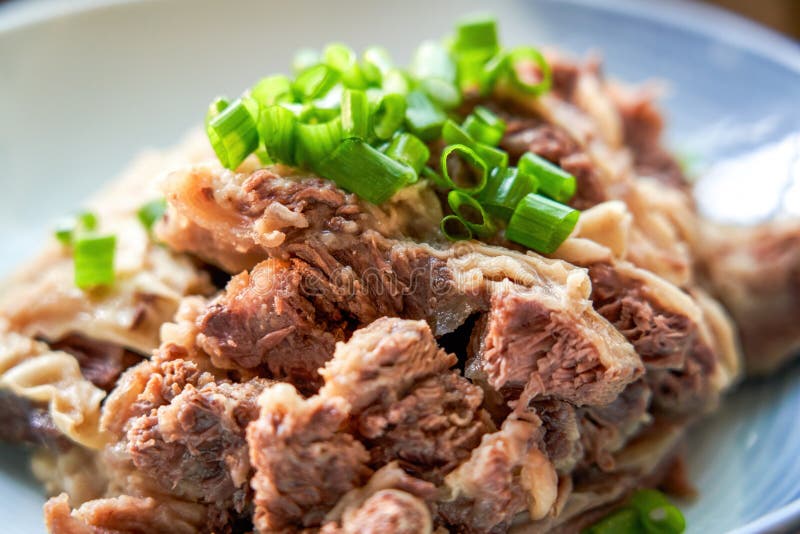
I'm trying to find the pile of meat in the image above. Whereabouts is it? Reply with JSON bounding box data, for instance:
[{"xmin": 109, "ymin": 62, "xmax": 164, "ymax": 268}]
[{"xmin": 2, "ymin": 53, "xmax": 800, "ymax": 534}]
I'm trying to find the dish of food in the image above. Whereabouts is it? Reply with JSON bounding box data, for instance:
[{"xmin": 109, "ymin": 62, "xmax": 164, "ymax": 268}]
[{"xmin": 1, "ymin": 1, "xmax": 799, "ymax": 533}]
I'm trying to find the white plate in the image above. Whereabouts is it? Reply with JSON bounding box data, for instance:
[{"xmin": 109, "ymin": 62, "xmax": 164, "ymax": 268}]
[{"xmin": 1, "ymin": 1, "xmax": 799, "ymax": 532}]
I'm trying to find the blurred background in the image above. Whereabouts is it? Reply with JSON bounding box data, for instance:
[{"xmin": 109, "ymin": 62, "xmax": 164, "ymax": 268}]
[{"xmin": 0, "ymin": 0, "xmax": 799, "ymax": 38}]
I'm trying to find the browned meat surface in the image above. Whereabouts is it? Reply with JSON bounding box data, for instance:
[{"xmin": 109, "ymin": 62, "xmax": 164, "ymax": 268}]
[
  {"xmin": 699, "ymin": 221, "xmax": 800, "ymax": 373},
  {"xmin": 247, "ymin": 384, "xmax": 372, "ymax": 532},
  {"xmin": 49, "ymin": 333, "xmax": 144, "ymax": 391},
  {"xmin": 0, "ymin": 390, "xmax": 69, "ymax": 450}
]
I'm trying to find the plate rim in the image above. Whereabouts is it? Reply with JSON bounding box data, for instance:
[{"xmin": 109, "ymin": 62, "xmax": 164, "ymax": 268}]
[{"xmin": 0, "ymin": 1, "xmax": 799, "ymax": 533}]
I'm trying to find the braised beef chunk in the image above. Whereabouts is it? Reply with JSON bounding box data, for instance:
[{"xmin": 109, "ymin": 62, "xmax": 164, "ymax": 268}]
[
  {"xmin": 127, "ymin": 379, "xmax": 267, "ymax": 509},
  {"xmin": 49, "ymin": 333, "xmax": 144, "ymax": 391},
  {"xmin": 0, "ymin": 390, "xmax": 69, "ymax": 450},
  {"xmin": 320, "ymin": 318, "xmax": 493, "ymax": 484},
  {"xmin": 247, "ymin": 384, "xmax": 372, "ymax": 532},
  {"xmin": 197, "ymin": 258, "xmax": 346, "ymax": 392}
]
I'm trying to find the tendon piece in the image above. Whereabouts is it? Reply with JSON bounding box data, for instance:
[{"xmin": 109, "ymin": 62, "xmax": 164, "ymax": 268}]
[
  {"xmin": 699, "ymin": 220, "xmax": 800, "ymax": 373},
  {"xmin": 321, "ymin": 463, "xmax": 437, "ymax": 534},
  {"xmin": 321, "ymin": 318, "xmax": 494, "ymax": 483},
  {"xmin": 157, "ymin": 164, "xmax": 443, "ymax": 273},
  {"xmin": 439, "ymin": 416, "xmax": 558, "ymax": 532},
  {"xmin": 44, "ymin": 493, "xmax": 208, "ymax": 534},
  {"xmin": 247, "ymin": 383, "xmax": 372, "ymax": 532}
]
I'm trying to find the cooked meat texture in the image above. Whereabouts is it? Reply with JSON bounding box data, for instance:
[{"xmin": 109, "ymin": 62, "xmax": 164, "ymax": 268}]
[
  {"xmin": 0, "ymin": 390, "xmax": 69, "ymax": 450},
  {"xmin": 320, "ymin": 318, "xmax": 494, "ymax": 484},
  {"xmin": 497, "ymin": 107, "xmax": 609, "ymax": 211},
  {"xmin": 247, "ymin": 383, "xmax": 372, "ymax": 532},
  {"xmin": 610, "ymin": 83, "xmax": 688, "ymax": 189},
  {"xmin": 699, "ymin": 221, "xmax": 800, "ymax": 373},
  {"xmin": 322, "ymin": 463, "xmax": 437, "ymax": 534},
  {"xmin": 44, "ymin": 493, "xmax": 208, "ymax": 534},
  {"xmin": 439, "ymin": 417, "xmax": 557, "ymax": 533},
  {"xmin": 127, "ymin": 378, "xmax": 268, "ymax": 509},
  {"xmin": 49, "ymin": 333, "xmax": 144, "ymax": 391},
  {"xmin": 157, "ymin": 165, "xmax": 442, "ymax": 273},
  {"xmin": 197, "ymin": 258, "xmax": 346, "ymax": 392},
  {"xmin": 467, "ymin": 280, "xmax": 641, "ymax": 408}
]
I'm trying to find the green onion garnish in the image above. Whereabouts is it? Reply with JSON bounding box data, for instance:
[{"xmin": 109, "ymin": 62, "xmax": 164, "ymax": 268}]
[
  {"xmin": 292, "ymin": 48, "xmax": 320, "ymax": 73},
  {"xmin": 251, "ymin": 75, "xmax": 292, "ymax": 106},
  {"xmin": 452, "ymin": 14, "xmax": 500, "ymax": 57},
  {"xmin": 480, "ymin": 50, "xmax": 510, "ymax": 93},
  {"xmin": 506, "ymin": 193, "xmax": 579, "ymax": 253},
  {"xmin": 477, "ymin": 167, "xmax": 538, "ymax": 221},
  {"xmin": 341, "ymin": 89, "xmax": 369, "ymax": 139},
  {"xmin": 205, "ymin": 97, "xmax": 230, "ymax": 127},
  {"xmin": 73, "ymin": 234, "xmax": 116, "ymax": 289},
  {"xmin": 463, "ymin": 106, "xmax": 506, "ymax": 146},
  {"xmin": 442, "ymin": 118, "xmax": 508, "ymax": 171},
  {"xmin": 447, "ymin": 190, "xmax": 495, "ymax": 236},
  {"xmin": 295, "ymin": 118, "xmax": 342, "ymax": 169},
  {"xmin": 405, "ymin": 89, "xmax": 447, "ymax": 141},
  {"xmin": 54, "ymin": 211, "xmax": 97, "ymax": 245},
  {"xmin": 324, "ymin": 43, "xmax": 366, "ymax": 89},
  {"xmin": 292, "ymin": 63, "xmax": 340, "ymax": 101},
  {"xmin": 440, "ymin": 214, "xmax": 473, "ymax": 241},
  {"xmin": 385, "ymin": 133, "xmax": 430, "ymax": 175},
  {"xmin": 381, "ymin": 68, "xmax": 410, "ymax": 96},
  {"xmin": 258, "ymin": 105, "xmax": 297, "ymax": 164},
  {"xmin": 206, "ymin": 98, "xmax": 259, "ymax": 170},
  {"xmin": 137, "ymin": 198, "xmax": 167, "ymax": 232},
  {"xmin": 584, "ymin": 490, "xmax": 686, "ymax": 534},
  {"xmin": 317, "ymin": 138, "xmax": 413, "ymax": 204},
  {"xmin": 372, "ymin": 93, "xmax": 407, "ymax": 140},
  {"xmin": 440, "ymin": 144, "xmax": 489, "ymax": 194},
  {"xmin": 361, "ymin": 46, "xmax": 393, "ymax": 84},
  {"xmin": 518, "ymin": 152, "xmax": 577, "ymax": 203},
  {"xmin": 509, "ymin": 46, "xmax": 552, "ymax": 96}
]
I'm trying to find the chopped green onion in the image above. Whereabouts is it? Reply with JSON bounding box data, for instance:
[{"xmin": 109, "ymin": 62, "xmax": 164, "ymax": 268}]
[
  {"xmin": 206, "ymin": 98, "xmax": 259, "ymax": 170},
  {"xmin": 385, "ymin": 133, "xmax": 430, "ymax": 175},
  {"xmin": 447, "ymin": 190, "xmax": 494, "ymax": 236},
  {"xmin": 420, "ymin": 78, "xmax": 461, "ymax": 109},
  {"xmin": 205, "ymin": 97, "xmax": 230, "ymax": 127},
  {"xmin": 251, "ymin": 75, "xmax": 292, "ymax": 106},
  {"xmin": 341, "ymin": 89, "xmax": 369, "ymax": 139},
  {"xmin": 293, "ymin": 64, "xmax": 340, "ymax": 101},
  {"xmin": 440, "ymin": 144, "xmax": 488, "ymax": 194},
  {"xmin": 293, "ymin": 48, "xmax": 320, "ymax": 73},
  {"xmin": 382, "ymin": 68, "xmax": 410, "ymax": 96},
  {"xmin": 629, "ymin": 490, "xmax": 686, "ymax": 534},
  {"xmin": 477, "ymin": 167, "xmax": 538, "ymax": 221},
  {"xmin": 441, "ymin": 215, "xmax": 473, "ymax": 241},
  {"xmin": 463, "ymin": 106, "xmax": 506, "ymax": 146},
  {"xmin": 54, "ymin": 211, "xmax": 97, "ymax": 245},
  {"xmin": 258, "ymin": 105, "xmax": 297, "ymax": 164},
  {"xmin": 474, "ymin": 143, "xmax": 509, "ymax": 172},
  {"xmin": 481, "ymin": 50, "xmax": 510, "ymax": 93},
  {"xmin": 317, "ymin": 139, "xmax": 414, "ymax": 204},
  {"xmin": 518, "ymin": 152, "xmax": 576, "ymax": 202},
  {"xmin": 411, "ymin": 41, "xmax": 457, "ymax": 83},
  {"xmin": 452, "ymin": 14, "xmax": 500, "ymax": 57},
  {"xmin": 137, "ymin": 198, "xmax": 167, "ymax": 232},
  {"xmin": 323, "ymin": 43, "xmax": 366, "ymax": 88},
  {"xmin": 421, "ymin": 166, "xmax": 449, "ymax": 189},
  {"xmin": 442, "ymin": 119, "xmax": 508, "ymax": 171},
  {"xmin": 362, "ymin": 46, "xmax": 394, "ymax": 85},
  {"xmin": 295, "ymin": 118, "xmax": 342, "ymax": 169},
  {"xmin": 372, "ymin": 93, "xmax": 407, "ymax": 140},
  {"xmin": 73, "ymin": 234, "xmax": 116, "ymax": 289},
  {"xmin": 442, "ymin": 119, "xmax": 474, "ymax": 146},
  {"xmin": 509, "ymin": 46, "xmax": 552, "ymax": 96},
  {"xmin": 405, "ymin": 90, "xmax": 446, "ymax": 141},
  {"xmin": 506, "ymin": 193, "xmax": 579, "ymax": 253},
  {"xmin": 582, "ymin": 508, "xmax": 642, "ymax": 534}
]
